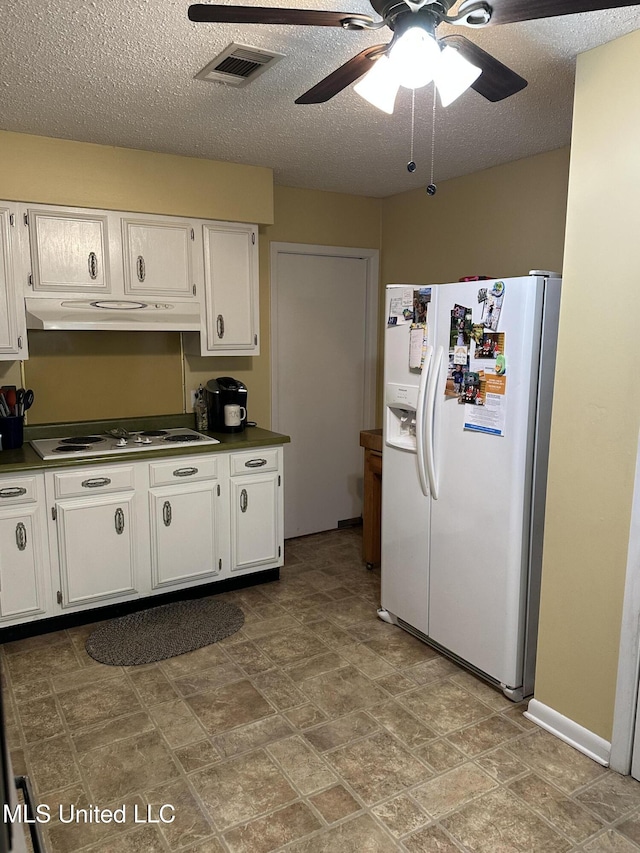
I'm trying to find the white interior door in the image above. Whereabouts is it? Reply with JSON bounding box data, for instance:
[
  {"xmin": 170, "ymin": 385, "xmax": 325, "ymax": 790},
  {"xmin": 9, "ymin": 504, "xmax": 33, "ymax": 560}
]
[{"xmin": 271, "ymin": 245, "xmax": 378, "ymax": 539}]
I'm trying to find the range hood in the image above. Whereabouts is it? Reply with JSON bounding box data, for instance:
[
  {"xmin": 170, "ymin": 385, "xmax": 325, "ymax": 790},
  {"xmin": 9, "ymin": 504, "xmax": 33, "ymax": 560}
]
[{"xmin": 25, "ymin": 298, "xmax": 202, "ymax": 332}]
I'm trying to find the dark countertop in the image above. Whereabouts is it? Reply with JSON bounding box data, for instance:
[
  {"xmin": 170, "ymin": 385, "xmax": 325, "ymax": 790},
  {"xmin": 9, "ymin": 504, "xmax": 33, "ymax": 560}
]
[{"xmin": 0, "ymin": 414, "xmax": 290, "ymax": 475}]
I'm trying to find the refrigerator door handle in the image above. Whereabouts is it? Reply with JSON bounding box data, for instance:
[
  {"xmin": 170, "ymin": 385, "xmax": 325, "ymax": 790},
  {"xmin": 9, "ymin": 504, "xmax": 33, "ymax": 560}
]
[
  {"xmin": 424, "ymin": 345, "xmax": 443, "ymax": 500},
  {"xmin": 415, "ymin": 345, "xmax": 433, "ymax": 497}
]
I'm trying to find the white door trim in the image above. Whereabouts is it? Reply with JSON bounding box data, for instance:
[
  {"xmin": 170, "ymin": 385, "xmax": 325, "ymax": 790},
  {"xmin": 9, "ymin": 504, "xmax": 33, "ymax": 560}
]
[
  {"xmin": 269, "ymin": 242, "xmax": 380, "ymax": 433},
  {"xmin": 611, "ymin": 427, "xmax": 640, "ymax": 774}
]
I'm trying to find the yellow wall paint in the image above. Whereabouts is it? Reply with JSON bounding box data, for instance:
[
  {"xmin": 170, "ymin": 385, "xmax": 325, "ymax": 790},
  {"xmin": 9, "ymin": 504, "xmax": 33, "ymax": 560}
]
[
  {"xmin": 0, "ymin": 131, "xmax": 274, "ymax": 224},
  {"xmin": 534, "ymin": 30, "xmax": 640, "ymax": 740}
]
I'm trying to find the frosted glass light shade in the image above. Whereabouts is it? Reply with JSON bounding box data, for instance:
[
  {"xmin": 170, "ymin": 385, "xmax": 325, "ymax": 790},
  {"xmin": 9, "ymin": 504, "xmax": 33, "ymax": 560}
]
[
  {"xmin": 389, "ymin": 26, "xmax": 441, "ymax": 89},
  {"xmin": 354, "ymin": 55, "xmax": 400, "ymax": 114},
  {"xmin": 434, "ymin": 45, "xmax": 482, "ymax": 107}
]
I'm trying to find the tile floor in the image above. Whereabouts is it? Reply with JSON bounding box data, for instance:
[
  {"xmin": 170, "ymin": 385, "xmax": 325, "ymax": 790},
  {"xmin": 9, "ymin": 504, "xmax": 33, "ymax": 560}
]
[{"xmin": 3, "ymin": 527, "xmax": 640, "ymax": 852}]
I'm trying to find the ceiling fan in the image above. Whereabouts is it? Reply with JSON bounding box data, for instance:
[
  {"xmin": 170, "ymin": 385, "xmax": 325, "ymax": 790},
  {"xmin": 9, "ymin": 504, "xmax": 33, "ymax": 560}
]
[{"xmin": 188, "ymin": 0, "xmax": 640, "ymax": 108}]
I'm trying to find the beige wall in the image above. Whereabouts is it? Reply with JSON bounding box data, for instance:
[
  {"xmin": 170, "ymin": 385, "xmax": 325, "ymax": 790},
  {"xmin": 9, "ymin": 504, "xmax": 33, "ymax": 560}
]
[{"xmin": 534, "ymin": 30, "xmax": 640, "ymax": 740}]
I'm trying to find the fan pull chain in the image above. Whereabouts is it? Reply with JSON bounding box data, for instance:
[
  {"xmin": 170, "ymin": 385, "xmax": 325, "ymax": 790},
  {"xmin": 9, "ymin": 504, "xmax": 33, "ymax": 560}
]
[
  {"xmin": 407, "ymin": 89, "xmax": 417, "ymax": 173},
  {"xmin": 427, "ymin": 86, "xmax": 437, "ymax": 196}
]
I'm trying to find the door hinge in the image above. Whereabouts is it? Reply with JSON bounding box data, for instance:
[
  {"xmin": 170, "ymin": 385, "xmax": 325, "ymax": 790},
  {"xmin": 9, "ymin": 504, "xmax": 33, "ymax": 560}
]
[
  {"xmin": 9, "ymin": 213, "xmax": 15, "ymax": 227},
  {"xmin": 56, "ymin": 590, "xmax": 62, "ymax": 605},
  {"xmin": 51, "ymin": 506, "xmax": 57, "ymax": 521},
  {"xmin": 28, "ymin": 273, "xmax": 33, "ymax": 288}
]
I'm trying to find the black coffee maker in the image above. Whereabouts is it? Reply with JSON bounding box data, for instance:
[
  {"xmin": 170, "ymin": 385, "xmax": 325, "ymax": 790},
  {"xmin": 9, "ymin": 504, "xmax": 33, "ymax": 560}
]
[{"xmin": 205, "ymin": 377, "xmax": 248, "ymax": 433}]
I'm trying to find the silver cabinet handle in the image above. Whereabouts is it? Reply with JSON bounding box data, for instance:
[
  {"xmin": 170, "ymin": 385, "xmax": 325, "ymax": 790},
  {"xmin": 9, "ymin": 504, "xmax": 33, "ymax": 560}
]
[
  {"xmin": 245, "ymin": 458, "xmax": 267, "ymax": 468},
  {"xmin": 82, "ymin": 478, "xmax": 112, "ymax": 489},
  {"xmin": 173, "ymin": 467, "xmax": 198, "ymax": 478},
  {"xmin": 114, "ymin": 507, "xmax": 125, "ymax": 535},
  {"xmin": 240, "ymin": 488, "xmax": 248, "ymax": 513},
  {"xmin": 163, "ymin": 500, "xmax": 172, "ymax": 527},
  {"xmin": 0, "ymin": 487, "xmax": 27, "ymax": 499},
  {"xmin": 136, "ymin": 255, "xmax": 146, "ymax": 282},
  {"xmin": 15, "ymin": 522, "xmax": 27, "ymax": 552},
  {"xmin": 216, "ymin": 314, "xmax": 225, "ymax": 339},
  {"xmin": 88, "ymin": 251, "xmax": 98, "ymax": 280}
]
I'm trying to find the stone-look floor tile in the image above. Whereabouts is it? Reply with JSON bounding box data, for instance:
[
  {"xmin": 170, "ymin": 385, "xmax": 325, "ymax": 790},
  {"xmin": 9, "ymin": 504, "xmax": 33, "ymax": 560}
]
[
  {"xmin": 618, "ymin": 810, "xmax": 640, "ymax": 846},
  {"xmin": 399, "ymin": 681, "xmax": 494, "ymax": 737},
  {"xmin": 57, "ymin": 675, "xmax": 142, "ymax": 729},
  {"xmin": 6, "ymin": 643, "xmax": 83, "ymax": 686},
  {"xmin": 299, "ymin": 665, "xmax": 387, "ymax": 718},
  {"xmin": 39, "ymin": 781, "xmax": 89, "ymax": 819},
  {"xmin": 509, "ymin": 772, "xmax": 603, "ymax": 843},
  {"xmin": 9, "ymin": 747, "xmax": 27, "ymax": 776},
  {"xmin": 404, "ymin": 824, "xmax": 465, "ymax": 852},
  {"xmin": 50, "ymin": 665, "xmax": 122, "ymax": 693},
  {"xmin": 338, "ymin": 643, "xmax": 396, "ymax": 678},
  {"xmin": 583, "ymin": 829, "xmax": 640, "ymax": 852},
  {"xmin": 476, "ymin": 747, "xmax": 529, "ymax": 783},
  {"xmin": 184, "ymin": 838, "xmax": 227, "ymax": 853},
  {"xmin": 80, "ymin": 730, "xmax": 180, "ymax": 801},
  {"xmin": 87, "ymin": 824, "xmax": 166, "ymax": 853},
  {"xmin": 372, "ymin": 793, "xmax": 429, "ymax": 837},
  {"xmin": 45, "ymin": 793, "xmax": 145, "ymax": 853},
  {"xmin": 72, "ymin": 711, "xmax": 155, "ymax": 754},
  {"xmin": 241, "ymin": 614, "xmax": 300, "ymax": 638},
  {"xmin": 267, "ymin": 735, "xmax": 337, "ymax": 795},
  {"xmin": 375, "ymin": 672, "xmax": 417, "ymax": 696},
  {"xmin": 325, "ymin": 730, "xmax": 430, "ymax": 805},
  {"xmin": 442, "ymin": 788, "xmax": 571, "ymax": 853},
  {"xmin": 284, "ymin": 813, "xmax": 393, "ymax": 853},
  {"xmin": 189, "ymin": 749, "xmax": 298, "ymax": 832},
  {"xmin": 174, "ymin": 739, "xmax": 221, "ymax": 772},
  {"xmin": 12, "ymin": 677, "xmax": 52, "ymax": 702},
  {"xmin": 223, "ymin": 641, "xmax": 276, "ymax": 676},
  {"xmin": 309, "ymin": 785, "xmax": 362, "ymax": 823},
  {"xmin": 25, "ymin": 734, "xmax": 81, "ymax": 794},
  {"xmin": 128, "ymin": 665, "xmax": 179, "ymax": 705},
  {"xmin": 284, "ymin": 653, "xmax": 347, "ymax": 683},
  {"xmin": 145, "ymin": 776, "xmax": 214, "ymax": 850},
  {"xmin": 502, "ymin": 704, "xmax": 538, "ymax": 730},
  {"xmin": 324, "ymin": 597, "xmax": 378, "ymax": 628},
  {"xmin": 304, "ymin": 711, "xmax": 379, "ymax": 752},
  {"xmin": 307, "ymin": 619, "xmax": 355, "ymax": 649},
  {"xmin": 223, "ymin": 802, "xmax": 321, "ymax": 853},
  {"xmin": 450, "ymin": 671, "xmax": 514, "ymax": 711},
  {"xmin": 159, "ymin": 644, "xmax": 229, "ymax": 679},
  {"xmin": 324, "ymin": 585, "xmax": 359, "ymax": 601},
  {"xmin": 507, "ymin": 729, "xmax": 607, "ymax": 794},
  {"xmin": 16, "ymin": 695, "xmax": 66, "ymax": 743},
  {"xmin": 412, "ymin": 762, "xmax": 497, "ymax": 819},
  {"xmin": 258, "ymin": 630, "xmax": 330, "ymax": 666},
  {"xmin": 3, "ymin": 630, "xmax": 70, "ymax": 656},
  {"xmin": 186, "ymin": 680, "xmax": 274, "ymax": 735},
  {"xmin": 363, "ymin": 631, "xmax": 437, "ymax": 668},
  {"xmin": 171, "ymin": 662, "xmax": 245, "ymax": 697},
  {"xmin": 576, "ymin": 771, "xmax": 640, "ymax": 822},
  {"xmin": 214, "ymin": 715, "xmax": 294, "ymax": 758},
  {"xmin": 149, "ymin": 698, "xmax": 205, "ymax": 748},
  {"xmin": 284, "ymin": 703, "xmax": 328, "ymax": 730},
  {"xmin": 447, "ymin": 714, "xmax": 523, "ymax": 757},
  {"xmin": 407, "ymin": 657, "xmax": 462, "ymax": 685},
  {"xmin": 251, "ymin": 669, "xmax": 307, "ymax": 710},
  {"xmin": 369, "ymin": 701, "xmax": 436, "ymax": 749}
]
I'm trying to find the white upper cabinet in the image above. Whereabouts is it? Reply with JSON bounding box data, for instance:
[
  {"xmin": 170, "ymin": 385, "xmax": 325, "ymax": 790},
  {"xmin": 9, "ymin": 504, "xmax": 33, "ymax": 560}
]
[
  {"xmin": 201, "ymin": 222, "xmax": 259, "ymax": 355},
  {"xmin": 122, "ymin": 217, "xmax": 195, "ymax": 298},
  {"xmin": 26, "ymin": 206, "xmax": 111, "ymax": 293},
  {"xmin": 0, "ymin": 204, "xmax": 27, "ymax": 359}
]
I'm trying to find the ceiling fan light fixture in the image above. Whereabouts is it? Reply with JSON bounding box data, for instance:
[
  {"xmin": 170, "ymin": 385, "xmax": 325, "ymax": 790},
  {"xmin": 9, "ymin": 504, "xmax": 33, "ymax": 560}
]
[
  {"xmin": 389, "ymin": 25, "xmax": 440, "ymax": 89},
  {"xmin": 354, "ymin": 55, "xmax": 400, "ymax": 114},
  {"xmin": 434, "ymin": 45, "xmax": 482, "ymax": 107}
]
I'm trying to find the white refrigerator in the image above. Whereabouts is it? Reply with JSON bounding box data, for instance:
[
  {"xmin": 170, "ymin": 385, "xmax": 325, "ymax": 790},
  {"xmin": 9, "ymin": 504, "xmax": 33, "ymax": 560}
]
[{"xmin": 379, "ymin": 273, "xmax": 561, "ymax": 701}]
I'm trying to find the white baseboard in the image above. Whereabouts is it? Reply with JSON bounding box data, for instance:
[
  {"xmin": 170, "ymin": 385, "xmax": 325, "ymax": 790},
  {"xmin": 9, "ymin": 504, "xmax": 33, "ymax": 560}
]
[{"xmin": 524, "ymin": 699, "xmax": 611, "ymax": 766}]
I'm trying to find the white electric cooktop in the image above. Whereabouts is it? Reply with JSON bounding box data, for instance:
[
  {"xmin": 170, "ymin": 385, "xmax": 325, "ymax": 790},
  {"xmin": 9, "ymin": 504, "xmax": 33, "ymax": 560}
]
[{"xmin": 31, "ymin": 427, "xmax": 219, "ymax": 460}]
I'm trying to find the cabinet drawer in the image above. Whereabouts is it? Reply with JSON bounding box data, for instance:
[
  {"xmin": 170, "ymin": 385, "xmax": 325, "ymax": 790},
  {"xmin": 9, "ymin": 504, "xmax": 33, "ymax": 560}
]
[
  {"xmin": 230, "ymin": 448, "xmax": 279, "ymax": 476},
  {"xmin": 0, "ymin": 476, "xmax": 39, "ymax": 505},
  {"xmin": 53, "ymin": 465, "xmax": 135, "ymax": 498},
  {"xmin": 149, "ymin": 456, "xmax": 218, "ymax": 486}
]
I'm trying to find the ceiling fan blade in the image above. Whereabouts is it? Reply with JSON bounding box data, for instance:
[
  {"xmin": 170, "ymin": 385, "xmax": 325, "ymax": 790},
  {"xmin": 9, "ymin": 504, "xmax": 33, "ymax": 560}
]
[
  {"xmin": 295, "ymin": 45, "xmax": 388, "ymax": 104},
  {"xmin": 484, "ymin": 0, "xmax": 640, "ymax": 25},
  {"xmin": 188, "ymin": 5, "xmax": 374, "ymax": 26},
  {"xmin": 439, "ymin": 35, "xmax": 527, "ymax": 101}
]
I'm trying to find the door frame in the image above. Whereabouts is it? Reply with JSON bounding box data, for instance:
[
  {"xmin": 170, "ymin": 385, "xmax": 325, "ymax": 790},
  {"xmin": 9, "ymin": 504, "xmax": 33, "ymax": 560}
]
[{"xmin": 269, "ymin": 242, "xmax": 380, "ymax": 435}]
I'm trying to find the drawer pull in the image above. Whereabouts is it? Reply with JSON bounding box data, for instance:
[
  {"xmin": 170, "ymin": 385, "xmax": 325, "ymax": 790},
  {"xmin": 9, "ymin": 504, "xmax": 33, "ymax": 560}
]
[
  {"xmin": 114, "ymin": 507, "xmax": 125, "ymax": 535},
  {"xmin": 0, "ymin": 487, "xmax": 27, "ymax": 499},
  {"xmin": 88, "ymin": 251, "xmax": 98, "ymax": 280},
  {"xmin": 240, "ymin": 488, "xmax": 248, "ymax": 513},
  {"xmin": 173, "ymin": 467, "xmax": 198, "ymax": 478},
  {"xmin": 81, "ymin": 478, "xmax": 112, "ymax": 489},
  {"xmin": 136, "ymin": 255, "xmax": 146, "ymax": 282},
  {"xmin": 163, "ymin": 500, "xmax": 172, "ymax": 527},
  {"xmin": 244, "ymin": 458, "xmax": 267, "ymax": 468},
  {"xmin": 15, "ymin": 522, "xmax": 27, "ymax": 551}
]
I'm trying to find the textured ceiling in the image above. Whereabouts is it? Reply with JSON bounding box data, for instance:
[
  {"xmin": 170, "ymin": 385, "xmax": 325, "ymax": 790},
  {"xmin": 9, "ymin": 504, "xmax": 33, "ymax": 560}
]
[{"xmin": 0, "ymin": 1, "xmax": 639, "ymax": 197}]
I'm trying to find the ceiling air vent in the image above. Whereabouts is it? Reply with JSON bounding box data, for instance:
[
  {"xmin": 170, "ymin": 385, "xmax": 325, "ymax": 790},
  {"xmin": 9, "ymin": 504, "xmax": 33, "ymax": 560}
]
[{"xmin": 195, "ymin": 43, "xmax": 284, "ymax": 87}]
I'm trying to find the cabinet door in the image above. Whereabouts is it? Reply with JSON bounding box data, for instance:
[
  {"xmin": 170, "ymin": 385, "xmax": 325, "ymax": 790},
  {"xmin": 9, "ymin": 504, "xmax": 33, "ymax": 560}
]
[
  {"xmin": 27, "ymin": 208, "xmax": 110, "ymax": 292},
  {"xmin": 0, "ymin": 505, "xmax": 48, "ymax": 621},
  {"xmin": 230, "ymin": 473, "xmax": 281, "ymax": 572},
  {"xmin": 149, "ymin": 482, "xmax": 221, "ymax": 589},
  {"xmin": 55, "ymin": 493, "xmax": 137, "ymax": 607},
  {"xmin": 0, "ymin": 205, "xmax": 27, "ymax": 359},
  {"xmin": 122, "ymin": 218, "xmax": 194, "ymax": 297},
  {"xmin": 202, "ymin": 223, "xmax": 259, "ymax": 355}
]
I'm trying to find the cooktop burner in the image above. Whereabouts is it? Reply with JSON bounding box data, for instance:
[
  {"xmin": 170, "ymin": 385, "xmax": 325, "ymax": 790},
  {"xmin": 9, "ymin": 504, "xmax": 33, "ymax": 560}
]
[{"xmin": 30, "ymin": 427, "xmax": 220, "ymax": 460}]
